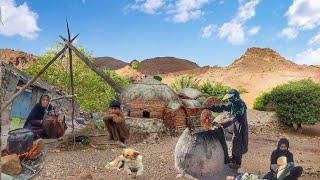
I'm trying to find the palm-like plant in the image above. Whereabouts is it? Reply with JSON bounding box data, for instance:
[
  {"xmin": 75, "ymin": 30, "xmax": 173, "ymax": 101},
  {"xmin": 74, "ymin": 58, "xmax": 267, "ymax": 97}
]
[{"xmin": 171, "ymin": 75, "xmax": 201, "ymax": 91}]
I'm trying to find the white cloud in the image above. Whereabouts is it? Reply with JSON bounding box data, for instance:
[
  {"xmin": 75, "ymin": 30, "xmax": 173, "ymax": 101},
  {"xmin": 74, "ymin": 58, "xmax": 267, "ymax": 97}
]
[
  {"xmin": 286, "ymin": 0, "xmax": 320, "ymax": 30},
  {"xmin": 248, "ymin": 26, "xmax": 260, "ymax": 35},
  {"xmin": 171, "ymin": 9, "xmax": 203, "ymax": 23},
  {"xmin": 280, "ymin": 0, "xmax": 320, "ymax": 40},
  {"xmin": 169, "ymin": 0, "xmax": 209, "ymax": 23},
  {"xmin": 129, "ymin": 0, "xmax": 166, "ymax": 14},
  {"xmin": 201, "ymin": 24, "xmax": 217, "ymax": 38},
  {"xmin": 0, "ymin": 0, "xmax": 40, "ymax": 39},
  {"xmin": 217, "ymin": 0, "xmax": 260, "ymax": 44},
  {"xmin": 308, "ymin": 32, "xmax": 320, "ymax": 45},
  {"xmin": 218, "ymin": 22, "xmax": 245, "ymax": 45},
  {"xmin": 235, "ymin": 0, "xmax": 260, "ymax": 22},
  {"xmin": 295, "ymin": 47, "xmax": 320, "ymax": 65},
  {"xmin": 128, "ymin": 0, "xmax": 209, "ymax": 23},
  {"xmin": 279, "ymin": 27, "xmax": 299, "ymax": 39}
]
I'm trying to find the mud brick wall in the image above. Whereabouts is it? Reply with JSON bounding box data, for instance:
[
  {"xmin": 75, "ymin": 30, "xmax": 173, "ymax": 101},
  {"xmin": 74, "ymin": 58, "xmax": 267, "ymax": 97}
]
[
  {"xmin": 163, "ymin": 108, "xmax": 187, "ymax": 130},
  {"xmin": 185, "ymin": 108, "xmax": 203, "ymax": 117},
  {"xmin": 123, "ymin": 98, "xmax": 166, "ymax": 119}
]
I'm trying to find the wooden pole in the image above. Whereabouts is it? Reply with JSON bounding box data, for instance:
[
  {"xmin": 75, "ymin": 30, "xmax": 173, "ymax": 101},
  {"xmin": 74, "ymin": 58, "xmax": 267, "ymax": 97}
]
[
  {"xmin": 0, "ymin": 47, "xmax": 66, "ymax": 112},
  {"xmin": 66, "ymin": 20, "xmax": 76, "ymax": 146},
  {"xmin": 61, "ymin": 38, "xmax": 123, "ymax": 93},
  {"xmin": 0, "ymin": 35, "xmax": 78, "ymax": 112}
]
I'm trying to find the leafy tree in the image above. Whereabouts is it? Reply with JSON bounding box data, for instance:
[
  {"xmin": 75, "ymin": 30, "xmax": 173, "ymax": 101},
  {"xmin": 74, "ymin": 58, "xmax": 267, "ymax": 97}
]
[
  {"xmin": 130, "ymin": 59, "xmax": 140, "ymax": 70},
  {"xmin": 24, "ymin": 44, "xmax": 131, "ymax": 111},
  {"xmin": 171, "ymin": 75, "xmax": 201, "ymax": 91},
  {"xmin": 253, "ymin": 79, "xmax": 320, "ymax": 130}
]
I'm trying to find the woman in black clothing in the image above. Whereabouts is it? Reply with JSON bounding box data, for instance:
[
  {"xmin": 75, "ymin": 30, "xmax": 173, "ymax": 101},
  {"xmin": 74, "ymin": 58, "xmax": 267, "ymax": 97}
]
[
  {"xmin": 24, "ymin": 94, "xmax": 54, "ymax": 139},
  {"xmin": 264, "ymin": 138, "xmax": 303, "ymax": 180},
  {"xmin": 208, "ymin": 89, "xmax": 248, "ymax": 169}
]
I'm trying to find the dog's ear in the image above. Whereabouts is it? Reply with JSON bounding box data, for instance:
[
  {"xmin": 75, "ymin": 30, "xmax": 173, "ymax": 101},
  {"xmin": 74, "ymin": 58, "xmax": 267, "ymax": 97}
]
[{"xmin": 133, "ymin": 151, "xmax": 140, "ymax": 158}]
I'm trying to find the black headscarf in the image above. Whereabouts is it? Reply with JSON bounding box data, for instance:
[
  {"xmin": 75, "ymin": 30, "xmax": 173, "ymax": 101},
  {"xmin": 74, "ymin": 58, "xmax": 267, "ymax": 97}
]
[
  {"xmin": 270, "ymin": 138, "xmax": 293, "ymax": 165},
  {"xmin": 277, "ymin": 138, "xmax": 289, "ymax": 149},
  {"xmin": 39, "ymin": 94, "xmax": 50, "ymax": 103},
  {"xmin": 109, "ymin": 100, "xmax": 121, "ymax": 108}
]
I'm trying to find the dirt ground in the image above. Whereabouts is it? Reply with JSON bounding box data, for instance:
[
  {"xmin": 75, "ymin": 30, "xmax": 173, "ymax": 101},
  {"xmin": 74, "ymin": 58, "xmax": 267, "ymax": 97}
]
[{"xmin": 36, "ymin": 111, "xmax": 320, "ymax": 180}]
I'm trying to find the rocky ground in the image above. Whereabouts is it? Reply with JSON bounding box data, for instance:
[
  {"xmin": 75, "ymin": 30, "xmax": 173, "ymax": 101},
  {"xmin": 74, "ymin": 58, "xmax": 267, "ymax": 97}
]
[{"xmin": 35, "ymin": 110, "xmax": 320, "ymax": 180}]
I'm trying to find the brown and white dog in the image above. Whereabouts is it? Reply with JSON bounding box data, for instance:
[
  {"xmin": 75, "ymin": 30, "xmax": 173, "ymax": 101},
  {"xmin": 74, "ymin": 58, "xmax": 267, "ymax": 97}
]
[{"xmin": 106, "ymin": 148, "xmax": 144, "ymax": 176}]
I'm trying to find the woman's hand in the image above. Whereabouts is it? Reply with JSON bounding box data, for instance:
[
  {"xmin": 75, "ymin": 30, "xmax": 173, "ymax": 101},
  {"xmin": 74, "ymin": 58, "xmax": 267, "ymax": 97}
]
[{"xmin": 216, "ymin": 122, "xmax": 223, "ymax": 128}]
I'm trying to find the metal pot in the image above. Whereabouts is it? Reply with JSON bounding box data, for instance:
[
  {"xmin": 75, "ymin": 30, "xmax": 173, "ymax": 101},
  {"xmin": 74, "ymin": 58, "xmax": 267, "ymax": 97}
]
[{"xmin": 7, "ymin": 128, "xmax": 34, "ymax": 154}]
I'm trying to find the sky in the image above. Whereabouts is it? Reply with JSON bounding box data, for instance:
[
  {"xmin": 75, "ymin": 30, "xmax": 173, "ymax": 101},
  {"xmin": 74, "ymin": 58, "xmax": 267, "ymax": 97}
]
[{"xmin": 0, "ymin": 0, "xmax": 320, "ymax": 67}]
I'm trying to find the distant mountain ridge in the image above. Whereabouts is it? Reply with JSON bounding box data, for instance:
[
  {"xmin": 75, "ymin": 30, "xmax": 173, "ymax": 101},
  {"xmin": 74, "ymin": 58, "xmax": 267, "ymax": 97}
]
[
  {"xmin": 138, "ymin": 57, "xmax": 199, "ymax": 75},
  {"xmin": 93, "ymin": 56, "xmax": 200, "ymax": 75},
  {"xmin": 94, "ymin": 56, "xmax": 128, "ymax": 70}
]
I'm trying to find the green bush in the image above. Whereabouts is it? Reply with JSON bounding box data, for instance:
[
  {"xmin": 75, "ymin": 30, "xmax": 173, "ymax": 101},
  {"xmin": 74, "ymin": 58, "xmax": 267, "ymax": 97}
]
[
  {"xmin": 253, "ymin": 79, "xmax": 320, "ymax": 126},
  {"xmin": 253, "ymin": 92, "xmax": 271, "ymax": 111},
  {"xmin": 200, "ymin": 80, "xmax": 231, "ymax": 101},
  {"xmin": 170, "ymin": 75, "xmax": 201, "ymax": 91},
  {"xmin": 153, "ymin": 75, "xmax": 162, "ymax": 82},
  {"xmin": 130, "ymin": 59, "xmax": 140, "ymax": 70},
  {"xmin": 24, "ymin": 45, "xmax": 131, "ymax": 111}
]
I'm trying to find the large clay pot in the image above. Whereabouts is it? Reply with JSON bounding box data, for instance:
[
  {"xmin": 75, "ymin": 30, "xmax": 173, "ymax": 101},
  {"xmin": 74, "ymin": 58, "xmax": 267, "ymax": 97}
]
[{"xmin": 175, "ymin": 128, "xmax": 235, "ymax": 179}]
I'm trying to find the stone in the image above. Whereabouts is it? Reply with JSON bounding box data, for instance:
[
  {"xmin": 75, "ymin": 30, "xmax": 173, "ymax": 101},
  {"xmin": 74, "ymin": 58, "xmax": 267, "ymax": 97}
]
[
  {"xmin": 1, "ymin": 154, "xmax": 22, "ymax": 175},
  {"xmin": 125, "ymin": 117, "xmax": 166, "ymax": 133}
]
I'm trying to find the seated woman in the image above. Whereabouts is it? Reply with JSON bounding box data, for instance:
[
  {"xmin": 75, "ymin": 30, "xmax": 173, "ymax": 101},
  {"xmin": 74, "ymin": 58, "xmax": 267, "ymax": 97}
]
[
  {"xmin": 263, "ymin": 138, "xmax": 303, "ymax": 180},
  {"xmin": 103, "ymin": 100, "xmax": 130, "ymax": 147},
  {"xmin": 23, "ymin": 94, "xmax": 54, "ymax": 139}
]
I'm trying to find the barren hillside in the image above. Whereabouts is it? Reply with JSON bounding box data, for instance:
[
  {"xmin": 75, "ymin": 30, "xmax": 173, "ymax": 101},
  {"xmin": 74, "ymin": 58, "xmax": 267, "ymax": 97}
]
[
  {"xmin": 162, "ymin": 48, "xmax": 320, "ymax": 108},
  {"xmin": 94, "ymin": 56, "xmax": 128, "ymax": 70},
  {"xmin": 115, "ymin": 65, "xmax": 146, "ymax": 81},
  {"xmin": 0, "ymin": 48, "xmax": 36, "ymax": 69},
  {"xmin": 138, "ymin": 57, "xmax": 199, "ymax": 75}
]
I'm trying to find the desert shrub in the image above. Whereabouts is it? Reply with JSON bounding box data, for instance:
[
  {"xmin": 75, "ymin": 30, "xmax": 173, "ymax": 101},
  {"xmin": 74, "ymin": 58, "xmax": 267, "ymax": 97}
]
[
  {"xmin": 200, "ymin": 80, "xmax": 231, "ymax": 101},
  {"xmin": 24, "ymin": 45, "xmax": 131, "ymax": 111},
  {"xmin": 171, "ymin": 75, "xmax": 201, "ymax": 91},
  {"xmin": 253, "ymin": 92, "xmax": 272, "ymax": 111},
  {"xmin": 153, "ymin": 75, "xmax": 162, "ymax": 82},
  {"xmin": 253, "ymin": 79, "xmax": 320, "ymax": 126},
  {"xmin": 130, "ymin": 59, "xmax": 140, "ymax": 70}
]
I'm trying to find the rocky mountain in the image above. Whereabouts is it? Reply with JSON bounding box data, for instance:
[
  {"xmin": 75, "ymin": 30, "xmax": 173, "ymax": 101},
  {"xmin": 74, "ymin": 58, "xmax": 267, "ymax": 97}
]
[
  {"xmin": 227, "ymin": 48, "xmax": 301, "ymax": 72},
  {"xmin": 0, "ymin": 48, "xmax": 36, "ymax": 69},
  {"xmin": 94, "ymin": 56, "xmax": 128, "ymax": 70},
  {"xmin": 94, "ymin": 56, "xmax": 200, "ymax": 75},
  {"xmin": 138, "ymin": 57, "xmax": 199, "ymax": 75}
]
